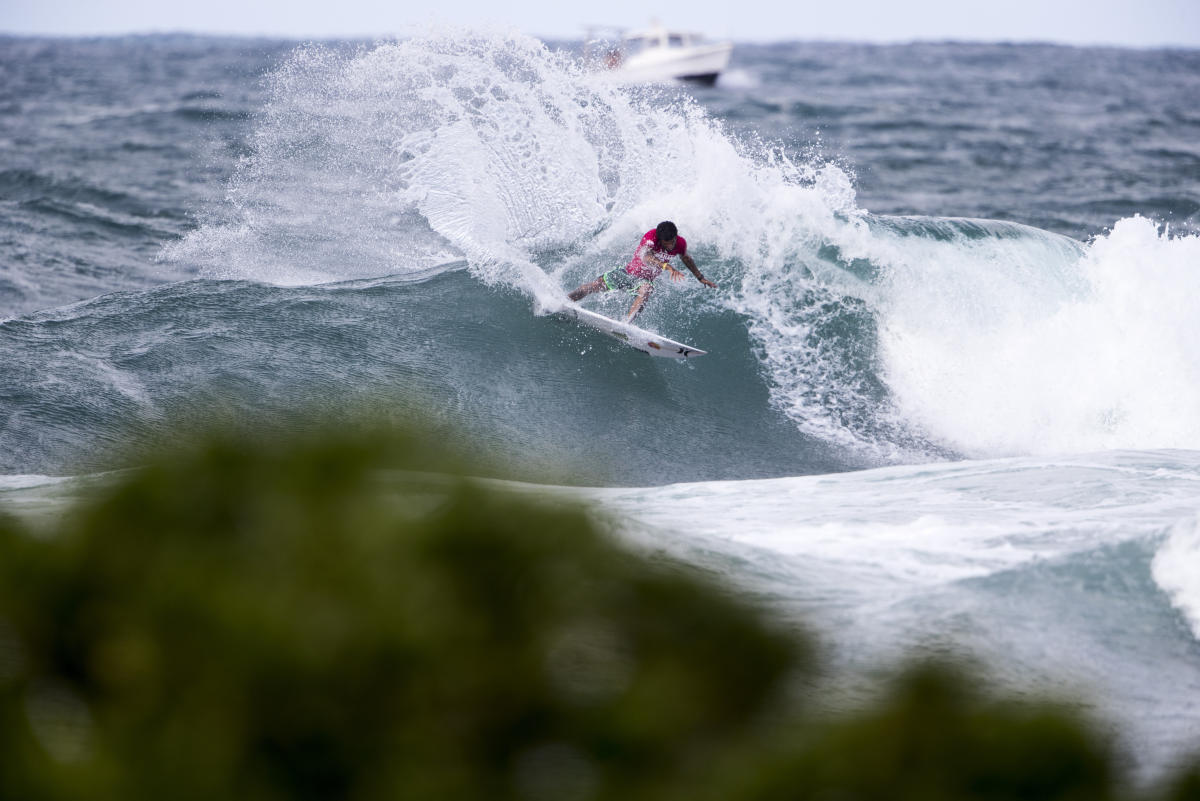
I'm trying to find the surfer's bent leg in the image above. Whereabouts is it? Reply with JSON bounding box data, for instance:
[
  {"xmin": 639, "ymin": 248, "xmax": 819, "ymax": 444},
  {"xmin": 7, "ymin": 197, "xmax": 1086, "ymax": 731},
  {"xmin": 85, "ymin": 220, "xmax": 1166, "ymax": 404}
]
[
  {"xmin": 626, "ymin": 282, "xmax": 654, "ymax": 321},
  {"xmin": 568, "ymin": 277, "xmax": 607, "ymax": 301}
]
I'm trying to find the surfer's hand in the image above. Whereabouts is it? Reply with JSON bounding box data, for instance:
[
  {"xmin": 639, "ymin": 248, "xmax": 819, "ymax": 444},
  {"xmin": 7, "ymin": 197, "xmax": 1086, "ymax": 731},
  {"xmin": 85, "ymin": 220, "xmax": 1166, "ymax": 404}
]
[
  {"xmin": 699, "ymin": 277, "xmax": 717, "ymax": 288},
  {"xmin": 666, "ymin": 266, "xmax": 686, "ymax": 282}
]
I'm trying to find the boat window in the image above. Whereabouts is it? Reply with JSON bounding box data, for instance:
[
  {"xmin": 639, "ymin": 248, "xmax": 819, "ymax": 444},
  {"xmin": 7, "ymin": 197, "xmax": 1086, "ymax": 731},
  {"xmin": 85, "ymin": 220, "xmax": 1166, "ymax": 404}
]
[{"xmin": 668, "ymin": 34, "xmax": 685, "ymax": 48}]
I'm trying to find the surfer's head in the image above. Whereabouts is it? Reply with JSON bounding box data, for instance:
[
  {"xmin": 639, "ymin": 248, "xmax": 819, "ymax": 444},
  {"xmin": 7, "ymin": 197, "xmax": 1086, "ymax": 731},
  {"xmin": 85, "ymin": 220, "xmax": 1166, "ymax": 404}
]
[{"xmin": 655, "ymin": 220, "xmax": 678, "ymax": 248}]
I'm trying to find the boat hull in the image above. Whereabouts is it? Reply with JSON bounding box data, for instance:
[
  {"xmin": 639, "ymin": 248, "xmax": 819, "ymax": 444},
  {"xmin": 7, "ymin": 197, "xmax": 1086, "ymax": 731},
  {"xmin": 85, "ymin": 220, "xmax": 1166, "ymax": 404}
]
[{"xmin": 612, "ymin": 42, "xmax": 733, "ymax": 85}]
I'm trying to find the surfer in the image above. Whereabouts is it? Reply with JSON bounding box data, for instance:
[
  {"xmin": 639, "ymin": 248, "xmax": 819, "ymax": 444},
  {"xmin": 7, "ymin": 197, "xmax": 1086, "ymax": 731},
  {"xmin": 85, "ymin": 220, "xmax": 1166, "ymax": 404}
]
[{"xmin": 568, "ymin": 221, "xmax": 717, "ymax": 321}]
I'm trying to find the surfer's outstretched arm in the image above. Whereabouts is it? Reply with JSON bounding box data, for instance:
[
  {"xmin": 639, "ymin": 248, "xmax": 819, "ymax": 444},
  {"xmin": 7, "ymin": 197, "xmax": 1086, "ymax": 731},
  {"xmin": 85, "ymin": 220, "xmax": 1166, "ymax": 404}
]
[{"xmin": 681, "ymin": 253, "xmax": 717, "ymax": 288}]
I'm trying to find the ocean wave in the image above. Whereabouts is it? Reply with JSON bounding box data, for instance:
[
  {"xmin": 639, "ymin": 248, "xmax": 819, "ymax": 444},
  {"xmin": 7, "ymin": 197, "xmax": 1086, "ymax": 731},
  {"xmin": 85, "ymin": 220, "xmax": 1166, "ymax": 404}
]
[
  {"xmin": 0, "ymin": 273, "xmax": 848, "ymax": 479},
  {"xmin": 0, "ymin": 168, "xmax": 139, "ymax": 210},
  {"xmin": 154, "ymin": 32, "xmax": 1200, "ymax": 463}
]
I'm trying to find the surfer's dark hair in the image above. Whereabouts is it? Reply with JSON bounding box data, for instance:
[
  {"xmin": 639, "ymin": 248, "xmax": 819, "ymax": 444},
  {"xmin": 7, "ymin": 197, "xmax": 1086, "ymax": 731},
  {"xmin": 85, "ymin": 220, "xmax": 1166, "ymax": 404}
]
[{"xmin": 656, "ymin": 221, "xmax": 678, "ymax": 242}]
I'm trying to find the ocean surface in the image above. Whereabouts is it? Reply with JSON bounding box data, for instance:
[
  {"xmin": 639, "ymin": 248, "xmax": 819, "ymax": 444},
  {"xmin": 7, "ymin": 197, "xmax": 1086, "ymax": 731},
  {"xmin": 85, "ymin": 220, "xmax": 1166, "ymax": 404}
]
[{"xmin": 2, "ymin": 32, "xmax": 1199, "ymax": 780}]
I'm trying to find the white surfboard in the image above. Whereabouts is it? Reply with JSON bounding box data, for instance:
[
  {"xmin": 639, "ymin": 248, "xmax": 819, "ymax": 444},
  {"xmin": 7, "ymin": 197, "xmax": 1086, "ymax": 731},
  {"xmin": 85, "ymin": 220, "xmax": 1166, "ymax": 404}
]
[{"xmin": 557, "ymin": 304, "xmax": 707, "ymax": 359}]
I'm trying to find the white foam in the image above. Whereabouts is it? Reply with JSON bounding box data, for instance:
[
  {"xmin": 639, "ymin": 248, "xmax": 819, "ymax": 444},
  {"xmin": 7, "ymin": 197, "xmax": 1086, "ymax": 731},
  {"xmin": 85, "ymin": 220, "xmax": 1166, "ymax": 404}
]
[
  {"xmin": 0, "ymin": 475, "xmax": 69, "ymax": 492},
  {"xmin": 1152, "ymin": 515, "xmax": 1200, "ymax": 641},
  {"xmin": 538, "ymin": 450, "xmax": 1200, "ymax": 641},
  {"xmin": 881, "ymin": 216, "xmax": 1200, "ymax": 456}
]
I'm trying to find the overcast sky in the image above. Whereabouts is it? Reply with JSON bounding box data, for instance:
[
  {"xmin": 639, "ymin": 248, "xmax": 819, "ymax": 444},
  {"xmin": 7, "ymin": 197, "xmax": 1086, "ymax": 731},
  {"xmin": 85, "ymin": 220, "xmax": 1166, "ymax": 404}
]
[{"xmin": 4, "ymin": 0, "xmax": 1199, "ymax": 47}]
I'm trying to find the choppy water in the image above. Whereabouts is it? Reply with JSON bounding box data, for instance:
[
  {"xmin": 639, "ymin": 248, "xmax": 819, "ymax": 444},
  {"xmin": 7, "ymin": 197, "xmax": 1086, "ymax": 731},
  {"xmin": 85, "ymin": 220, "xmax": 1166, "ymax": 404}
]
[{"xmin": 2, "ymin": 31, "xmax": 1199, "ymax": 779}]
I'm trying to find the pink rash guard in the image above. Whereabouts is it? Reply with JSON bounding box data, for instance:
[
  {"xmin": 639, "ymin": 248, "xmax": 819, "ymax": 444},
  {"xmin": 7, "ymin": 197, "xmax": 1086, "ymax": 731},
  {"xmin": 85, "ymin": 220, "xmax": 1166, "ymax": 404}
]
[{"xmin": 625, "ymin": 229, "xmax": 687, "ymax": 281}]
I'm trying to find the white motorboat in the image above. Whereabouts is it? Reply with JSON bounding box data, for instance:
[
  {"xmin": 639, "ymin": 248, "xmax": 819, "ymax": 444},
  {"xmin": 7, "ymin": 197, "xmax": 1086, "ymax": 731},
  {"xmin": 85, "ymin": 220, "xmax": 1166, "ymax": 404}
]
[{"xmin": 587, "ymin": 23, "xmax": 733, "ymax": 86}]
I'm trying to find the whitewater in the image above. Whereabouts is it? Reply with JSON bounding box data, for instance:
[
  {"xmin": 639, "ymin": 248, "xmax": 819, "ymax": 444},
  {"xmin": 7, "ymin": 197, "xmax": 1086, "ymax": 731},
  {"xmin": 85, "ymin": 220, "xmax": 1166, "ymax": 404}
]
[{"xmin": 1, "ymin": 31, "xmax": 1199, "ymax": 779}]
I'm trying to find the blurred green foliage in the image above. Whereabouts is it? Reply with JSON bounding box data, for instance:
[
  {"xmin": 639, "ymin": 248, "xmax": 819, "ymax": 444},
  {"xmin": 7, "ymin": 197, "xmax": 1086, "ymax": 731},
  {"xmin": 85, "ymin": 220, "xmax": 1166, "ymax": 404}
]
[{"xmin": 0, "ymin": 424, "xmax": 1195, "ymax": 801}]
